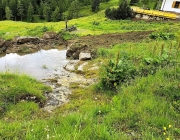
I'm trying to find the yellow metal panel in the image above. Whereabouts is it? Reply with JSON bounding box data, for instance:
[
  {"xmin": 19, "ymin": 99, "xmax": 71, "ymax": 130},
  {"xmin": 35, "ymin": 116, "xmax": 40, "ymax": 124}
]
[{"xmin": 131, "ymin": 6, "xmax": 178, "ymax": 20}]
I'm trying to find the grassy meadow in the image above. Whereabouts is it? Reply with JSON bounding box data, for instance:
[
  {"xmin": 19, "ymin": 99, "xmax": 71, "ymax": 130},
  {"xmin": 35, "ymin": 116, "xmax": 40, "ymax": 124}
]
[{"xmin": 0, "ymin": 2, "xmax": 180, "ymax": 139}]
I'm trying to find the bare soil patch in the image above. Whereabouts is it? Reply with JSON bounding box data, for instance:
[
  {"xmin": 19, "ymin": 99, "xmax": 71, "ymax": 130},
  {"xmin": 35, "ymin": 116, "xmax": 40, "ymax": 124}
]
[
  {"xmin": 68, "ymin": 31, "xmax": 153, "ymax": 49},
  {"xmin": 66, "ymin": 31, "xmax": 153, "ymax": 59}
]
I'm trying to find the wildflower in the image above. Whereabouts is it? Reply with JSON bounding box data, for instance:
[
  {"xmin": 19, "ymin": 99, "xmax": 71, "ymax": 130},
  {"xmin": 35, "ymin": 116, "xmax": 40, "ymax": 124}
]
[
  {"xmin": 164, "ymin": 127, "xmax": 166, "ymax": 131},
  {"xmin": 169, "ymin": 125, "xmax": 172, "ymax": 128},
  {"xmin": 166, "ymin": 138, "xmax": 169, "ymax": 140},
  {"xmin": 163, "ymin": 132, "xmax": 166, "ymax": 135}
]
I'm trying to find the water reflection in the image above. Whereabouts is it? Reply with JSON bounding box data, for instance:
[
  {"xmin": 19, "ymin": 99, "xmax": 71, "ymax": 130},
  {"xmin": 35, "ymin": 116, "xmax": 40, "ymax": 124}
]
[{"xmin": 0, "ymin": 49, "xmax": 68, "ymax": 79}]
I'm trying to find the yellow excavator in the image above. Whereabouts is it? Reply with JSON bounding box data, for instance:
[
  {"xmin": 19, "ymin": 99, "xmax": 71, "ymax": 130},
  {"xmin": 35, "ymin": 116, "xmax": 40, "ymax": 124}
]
[{"xmin": 131, "ymin": 6, "xmax": 180, "ymax": 20}]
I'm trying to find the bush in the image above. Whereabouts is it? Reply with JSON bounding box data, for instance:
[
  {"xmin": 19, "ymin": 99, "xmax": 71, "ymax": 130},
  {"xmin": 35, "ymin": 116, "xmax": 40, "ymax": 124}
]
[
  {"xmin": 100, "ymin": 52, "xmax": 136, "ymax": 90},
  {"xmin": 149, "ymin": 32, "xmax": 175, "ymax": 40},
  {"xmin": 105, "ymin": 0, "xmax": 133, "ymax": 20}
]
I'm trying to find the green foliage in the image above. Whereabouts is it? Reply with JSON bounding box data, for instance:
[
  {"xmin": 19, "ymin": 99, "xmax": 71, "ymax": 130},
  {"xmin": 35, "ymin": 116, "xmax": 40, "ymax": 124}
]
[
  {"xmin": 51, "ymin": 6, "xmax": 62, "ymax": 22},
  {"xmin": 27, "ymin": 2, "xmax": 34, "ymax": 22},
  {"xmin": 105, "ymin": 0, "xmax": 133, "ymax": 20},
  {"xmin": 17, "ymin": 0, "xmax": 24, "ymax": 21},
  {"xmin": 5, "ymin": 6, "xmax": 13, "ymax": 20},
  {"xmin": 130, "ymin": 0, "xmax": 139, "ymax": 6},
  {"xmin": 100, "ymin": 52, "xmax": 136, "ymax": 90},
  {"xmin": 68, "ymin": 0, "xmax": 81, "ymax": 19},
  {"xmin": 43, "ymin": 3, "xmax": 52, "ymax": 22},
  {"xmin": 149, "ymin": 32, "xmax": 176, "ymax": 40},
  {"xmin": 92, "ymin": 0, "xmax": 100, "ymax": 12}
]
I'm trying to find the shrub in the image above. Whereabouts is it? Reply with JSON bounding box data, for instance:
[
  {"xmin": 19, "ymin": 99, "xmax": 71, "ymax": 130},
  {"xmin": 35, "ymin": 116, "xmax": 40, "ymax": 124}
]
[
  {"xmin": 149, "ymin": 32, "xmax": 175, "ymax": 40},
  {"xmin": 100, "ymin": 52, "xmax": 136, "ymax": 90},
  {"xmin": 105, "ymin": 0, "xmax": 133, "ymax": 20}
]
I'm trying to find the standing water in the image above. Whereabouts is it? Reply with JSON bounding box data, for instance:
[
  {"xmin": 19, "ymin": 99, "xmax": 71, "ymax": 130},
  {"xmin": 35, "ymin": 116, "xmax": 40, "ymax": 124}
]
[{"xmin": 0, "ymin": 49, "xmax": 68, "ymax": 80}]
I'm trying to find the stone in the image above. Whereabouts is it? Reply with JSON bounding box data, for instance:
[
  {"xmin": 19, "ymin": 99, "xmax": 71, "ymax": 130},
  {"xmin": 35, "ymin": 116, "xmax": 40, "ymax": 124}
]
[
  {"xmin": 43, "ymin": 32, "xmax": 57, "ymax": 39},
  {"xmin": 79, "ymin": 52, "xmax": 91, "ymax": 61},
  {"xmin": 77, "ymin": 62, "xmax": 88, "ymax": 71},
  {"xmin": 0, "ymin": 40, "xmax": 12, "ymax": 53},
  {"xmin": 66, "ymin": 44, "xmax": 88, "ymax": 59},
  {"xmin": 63, "ymin": 60, "xmax": 79, "ymax": 71},
  {"xmin": 13, "ymin": 36, "xmax": 40, "ymax": 44}
]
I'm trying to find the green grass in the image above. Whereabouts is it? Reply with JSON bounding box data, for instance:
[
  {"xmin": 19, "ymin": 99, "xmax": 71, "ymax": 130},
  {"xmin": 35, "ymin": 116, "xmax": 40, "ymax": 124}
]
[
  {"xmin": 1, "ymin": 10, "xmax": 180, "ymax": 40},
  {"xmin": 0, "ymin": 3, "xmax": 180, "ymax": 139},
  {"xmin": 0, "ymin": 67, "xmax": 179, "ymax": 139},
  {"xmin": 0, "ymin": 73, "xmax": 52, "ymax": 116}
]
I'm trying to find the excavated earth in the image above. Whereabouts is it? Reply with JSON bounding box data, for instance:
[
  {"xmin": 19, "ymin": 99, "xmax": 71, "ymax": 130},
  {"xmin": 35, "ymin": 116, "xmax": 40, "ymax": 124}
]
[{"xmin": 68, "ymin": 31, "xmax": 152, "ymax": 49}]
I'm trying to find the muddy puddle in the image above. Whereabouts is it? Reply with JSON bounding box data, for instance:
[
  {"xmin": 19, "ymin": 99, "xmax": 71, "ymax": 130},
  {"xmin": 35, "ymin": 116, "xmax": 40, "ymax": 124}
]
[{"xmin": 0, "ymin": 49, "xmax": 68, "ymax": 80}]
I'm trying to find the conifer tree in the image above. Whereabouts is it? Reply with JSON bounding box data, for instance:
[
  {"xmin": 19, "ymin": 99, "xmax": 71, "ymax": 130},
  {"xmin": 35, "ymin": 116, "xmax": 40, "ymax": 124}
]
[
  {"xmin": 5, "ymin": 6, "xmax": 13, "ymax": 20},
  {"xmin": 43, "ymin": 3, "xmax": 51, "ymax": 21},
  {"xmin": 92, "ymin": 0, "xmax": 100, "ymax": 12},
  {"xmin": 27, "ymin": 2, "xmax": 34, "ymax": 22},
  {"xmin": 9, "ymin": 0, "xmax": 17, "ymax": 20},
  {"xmin": 17, "ymin": 0, "xmax": 24, "ymax": 21},
  {"xmin": 51, "ymin": 6, "xmax": 61, "ymax": 22},
  {"xmin": 68, "ymin": 0, "xmax": 80, "ymax": 19}
]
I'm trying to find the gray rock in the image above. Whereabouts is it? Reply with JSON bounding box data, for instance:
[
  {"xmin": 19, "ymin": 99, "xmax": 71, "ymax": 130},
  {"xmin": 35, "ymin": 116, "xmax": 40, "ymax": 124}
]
[
  {"xmin": 79, "ymin": 52, "xmax": 91, "ymax": 61},
  {"xmin": 77, "ymin": 62, "xmax": 88, "ymax": 71},
  {"xmin": 14, "ymin": 36, "xmax": 40, "ymax": 44},
  {"xmin": 66, "ymin": 44, "xmax": 88, "ymax": 59},
  {"xmin": 63, "ymin": 60, "xmax": 79, "ymax": 71},
  {"xmin": 43, "ymin": 32, "xmax": 57, "ymax": 39}
]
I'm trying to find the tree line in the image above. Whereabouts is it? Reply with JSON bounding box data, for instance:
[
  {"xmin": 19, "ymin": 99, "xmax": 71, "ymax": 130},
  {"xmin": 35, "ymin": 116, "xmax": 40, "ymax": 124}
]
[
  {"xmin": 0, "ymin": 0, "xmax": 109, "ymax": 22},
  {"xmin": 0, "ymin": 0, "xmax": 160, "ymax": 22}
]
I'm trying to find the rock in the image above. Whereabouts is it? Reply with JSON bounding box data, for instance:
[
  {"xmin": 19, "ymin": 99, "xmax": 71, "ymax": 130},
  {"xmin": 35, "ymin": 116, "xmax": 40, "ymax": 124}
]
[
  {"xmin": 79, "ymin": 52, "xmax": 91, "ymax": 61},
  {"xmin": 77, "ymin": 62, "xmax": 88, "ymax": 71},
  {"xmin": 0, "ymin": 38, "xmax": 4, "ymax": 48},
  {"xmin": 63, "ymin": 60, "xmax": 79, "ymax": 71},
  {"xmin": 0, "ymin": 40, "xmax": 12, "ymax": 53},
  {"xmin": 14, "ymin": 36, "xmax": 40, "ymax": 44},
  {"xmin": 43, "ymin": 32, "xmax": 57, "ymax": 39},
  {"xmin": 66, "ymin": 44, "xmax": 88, "ymax": 59}
]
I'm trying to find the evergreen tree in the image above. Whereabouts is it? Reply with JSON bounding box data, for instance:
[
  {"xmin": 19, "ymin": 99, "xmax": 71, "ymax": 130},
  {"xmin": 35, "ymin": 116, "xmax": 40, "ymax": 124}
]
[
  {"xmin": 130, "ymin": 0, "xmax": 139, "ymax": 6},
  {"xmin": 51, "ymin": 6, "xmax": 61, "ymax": 22},
  {"xmin": 105, "ymin": 0, "xmax": 132, "ymax": 20},
  {"xmin": 17, "ymin": 0, "xmax": 24, "ymax": 21},
  {"xmin": 9, "ymin": 0, "xmax": 17, "ymax": 20},
  {"xmin": 5, "ymin": 6, "xmax": 13, "ymax": 20},
  {"xmin": 27, "ymin": 2, "xmax": 34, "ymax": 22},
  {"xmin": 38, "ymin": 0, "xmax": 44, "ymax": 19},
  {"xmin": 92, "ymin": 0, "xmax": 100, "ymax": 12},
  {"xmin": 68, "ymin": 0, "xmax": 80, "ymax": 19},
  {"xmin": 43, "ymin": 3, "xmax": 51, "ymax": 21},
  {"xmin": 0, "ymin": 0, "xmax": 4, "ymax": 20}
]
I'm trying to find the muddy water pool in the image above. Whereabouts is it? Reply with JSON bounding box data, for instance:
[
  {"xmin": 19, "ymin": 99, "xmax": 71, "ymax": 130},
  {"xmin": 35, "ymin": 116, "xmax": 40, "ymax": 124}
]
[{"xmin": 0, "ymin": 49, "xmax": 68, "ymax": 79}]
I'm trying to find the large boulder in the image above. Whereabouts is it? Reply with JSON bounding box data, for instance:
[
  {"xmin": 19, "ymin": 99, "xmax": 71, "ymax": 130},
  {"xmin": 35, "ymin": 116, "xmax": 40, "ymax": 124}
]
[
  {"xmin": 14, "ymin": 36, "xmax": 40, "ymax": 44},
  {"xmin": 43, "ymin": 32, "xmax": 57, "ymax": 40},
  {"xmin": 66, "ymin": 44, "xmax": 89, "ymax": 60}
]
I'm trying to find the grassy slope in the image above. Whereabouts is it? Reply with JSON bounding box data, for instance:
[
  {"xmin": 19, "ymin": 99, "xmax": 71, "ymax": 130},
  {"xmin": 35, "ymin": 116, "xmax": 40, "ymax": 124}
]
[{"xmin": 0, "ymin": 1, "xmax": 180, "ymax": 140}]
